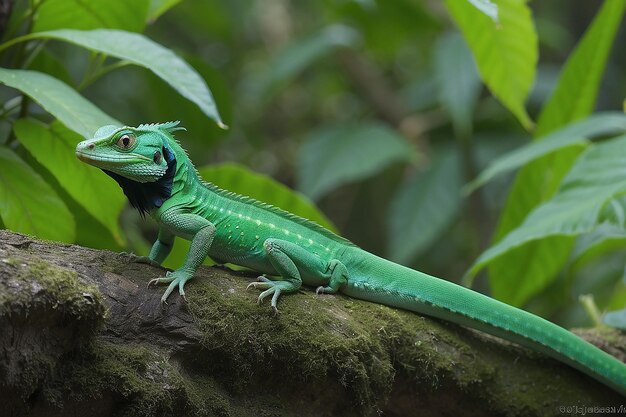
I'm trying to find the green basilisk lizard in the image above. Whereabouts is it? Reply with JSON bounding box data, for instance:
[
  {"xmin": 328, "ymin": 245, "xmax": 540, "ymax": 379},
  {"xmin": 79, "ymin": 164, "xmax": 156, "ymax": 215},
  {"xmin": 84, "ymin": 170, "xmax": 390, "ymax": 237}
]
[{"xmin": 75, "ymin": 121, "xmax": 626, "ymax": 396}]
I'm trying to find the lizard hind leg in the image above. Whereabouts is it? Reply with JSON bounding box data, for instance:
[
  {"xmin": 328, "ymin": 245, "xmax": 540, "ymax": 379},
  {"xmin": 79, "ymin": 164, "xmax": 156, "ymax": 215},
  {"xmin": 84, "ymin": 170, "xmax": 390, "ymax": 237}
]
[
  {"xmin": 246, "ymin": 238, "xmax": 324, "ymax": 313},
  {"xmin": 315, "ymin": 259, "xmax": 348, "ymax": 295}
]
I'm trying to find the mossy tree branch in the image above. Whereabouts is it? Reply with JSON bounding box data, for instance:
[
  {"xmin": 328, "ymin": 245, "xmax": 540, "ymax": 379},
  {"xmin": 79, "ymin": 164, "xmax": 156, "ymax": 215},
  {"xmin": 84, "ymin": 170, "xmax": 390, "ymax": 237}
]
[{"xmin": 0, "ymin": 229, "xmax": 623, "ymax": 417}]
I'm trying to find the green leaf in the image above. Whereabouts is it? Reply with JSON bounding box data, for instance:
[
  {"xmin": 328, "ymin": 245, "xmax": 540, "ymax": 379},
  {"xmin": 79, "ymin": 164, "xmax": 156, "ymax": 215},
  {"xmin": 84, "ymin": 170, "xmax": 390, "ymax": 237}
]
[
  {"xmin": 570, "ymin": 222, "xmax": 626, "ymax": 271},
  {"xmin": 296, "ymin": 123, "xmax": 415, "ymax": 201},
  {"xmin": 258, "ymin": 25, "xmax": 360, "ymax": 98},
  {"xmin": 535, "ymin": 1, "xmax": 626, "ymax": 137},
  {"xmin": 606, "ymin": 280, "xmax": 626, "ymax": 312},
  {"xmin": 14, "ymin": 119, "xmax": 126, "ymax": 243},
  {"xmin": 33, "ymin": 0, "xmax": 151, "ymax": 33},
  {"xmin": 444, "ymin": 0, "xmax": 537, "ymax": 129},
  {"xmin": 467, "ymin": 0, "xmax": 498, "ymax": 22},
  {"xmin": 387, "ymin": 150, "xmax": 462, "ymax": 264},
  {"xmin": 20, "ymin": 29, "xmax": 225, "ymax": 127},
  {"xmin": 483, "ymin": 0, "xmax": 626, "ymax": 304},
  {"xmin": 197, "ymin": 162, "xmax": 337, "ymax": 233},
  {"xmin": 434, "ymin": 32, "xmax": 481, "ymax": 138},
  {"xmin": 148, "ymin": 0, "xmax": 183, "ymax": 21},
  {"xmin": 0, "ymin": 146, "xmax": 74, "ymax": 242},
  {"xmin": 137, "ymin": 55, "xmax": 231, "ymax": 144},
  {"xmin": 467, "ymin": 112, "xmax": 626, "ymax": 192},
  {"xmin": 0, "ymin": 68, "xmax": 119, "ymax": 137},
  {"xmin": 566, "ymin": 196, "xmax": 626, "ymax": 272},
  {"xmin": 470, "ymin": 135, "xmax": 626, "ymax": 304}
]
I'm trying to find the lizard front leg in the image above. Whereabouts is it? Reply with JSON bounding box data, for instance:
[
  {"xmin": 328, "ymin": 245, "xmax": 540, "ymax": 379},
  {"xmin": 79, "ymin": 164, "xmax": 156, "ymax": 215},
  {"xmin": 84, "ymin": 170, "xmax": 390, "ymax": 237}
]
[
  {"xmin": 134, "ymin": 227, "xmax": 175, "ymax": 267},
  {"xmin": 148, "ymin": 210, "xmax": 216, "ymax": 304}
]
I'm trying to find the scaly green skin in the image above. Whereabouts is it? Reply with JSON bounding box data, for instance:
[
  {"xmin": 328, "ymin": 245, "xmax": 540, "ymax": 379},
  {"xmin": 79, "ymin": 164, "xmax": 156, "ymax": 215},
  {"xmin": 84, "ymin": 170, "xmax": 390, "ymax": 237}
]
[{"xmin": 76, "ymin": 122, "xmax": 626, "ymax": 396}]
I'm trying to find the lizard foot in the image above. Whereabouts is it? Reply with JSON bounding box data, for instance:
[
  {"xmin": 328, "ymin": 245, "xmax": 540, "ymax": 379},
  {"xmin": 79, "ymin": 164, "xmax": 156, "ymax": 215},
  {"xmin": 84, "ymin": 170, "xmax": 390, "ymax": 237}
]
[
  {"xmin": 246, "ymin": 276, "xmax": 290, "ymax": 315},
  {"xmin": 133, "ymin": 255, "xmax": 162, "ymax": 268},
  {"xmin": 147, "ymin": 270, "xmax": 193, "ymax": 306}
]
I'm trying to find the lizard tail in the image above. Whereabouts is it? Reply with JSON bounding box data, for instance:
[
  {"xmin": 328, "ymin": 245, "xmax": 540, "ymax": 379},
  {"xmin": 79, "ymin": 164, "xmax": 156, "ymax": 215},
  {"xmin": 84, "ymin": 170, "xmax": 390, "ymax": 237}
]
[{"xmin": 341, "ymin": 248, "xmax": 626, "ymax": 396}]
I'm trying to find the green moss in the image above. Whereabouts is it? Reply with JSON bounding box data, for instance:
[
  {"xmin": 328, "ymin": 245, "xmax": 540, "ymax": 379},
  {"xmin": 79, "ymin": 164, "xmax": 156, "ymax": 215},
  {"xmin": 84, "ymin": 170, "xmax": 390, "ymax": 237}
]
[
  {"xmin": 42, "ymin": 340, "xmax": 233, "ymax": 417},
  {"xmin": 181, "ymin": 372, "xmax": 232, "ymax": 417},
  {"xmin": 0, "ymin": 256, "xmax": 19, "ymax": 266},
  {"xmin": 181, "ymin": 268, "xmax": 615, "ymax": 415},
  {"xmin": 1, "ymin": 258, "xmax": 106, "ymax": 321},
  {"xmin": 182, "ymin": 270, "xmax": 504, "ymax": 413},
  {"xmin": 184, "ymin": 273, "xmax": 392, "ymax": 413}
]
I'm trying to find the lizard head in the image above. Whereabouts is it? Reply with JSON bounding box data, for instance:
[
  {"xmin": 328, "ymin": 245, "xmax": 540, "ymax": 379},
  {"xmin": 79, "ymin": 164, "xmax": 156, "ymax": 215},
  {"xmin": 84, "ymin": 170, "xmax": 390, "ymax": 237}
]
[
  {"xmin": 76, "ymin": 121, "xmax": 184, "ymax": 216},
  {"xmin": 75, "ymin": 123, "xmax": 178, "ymax": 183}
]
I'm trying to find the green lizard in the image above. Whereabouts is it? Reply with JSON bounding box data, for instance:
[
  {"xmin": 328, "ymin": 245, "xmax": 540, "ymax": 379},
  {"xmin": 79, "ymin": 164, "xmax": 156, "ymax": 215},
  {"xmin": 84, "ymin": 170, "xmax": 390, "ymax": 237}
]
[{"xmin": 76, "ymin": 121, "xmax": 626, "ymax": 396}]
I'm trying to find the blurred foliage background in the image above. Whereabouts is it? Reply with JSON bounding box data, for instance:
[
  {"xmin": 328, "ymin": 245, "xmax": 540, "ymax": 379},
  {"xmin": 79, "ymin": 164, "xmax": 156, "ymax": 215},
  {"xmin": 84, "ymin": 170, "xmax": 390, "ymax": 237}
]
[{"xmin": 1, "ymin": 0, "xmax": 626, "ymax": 330}]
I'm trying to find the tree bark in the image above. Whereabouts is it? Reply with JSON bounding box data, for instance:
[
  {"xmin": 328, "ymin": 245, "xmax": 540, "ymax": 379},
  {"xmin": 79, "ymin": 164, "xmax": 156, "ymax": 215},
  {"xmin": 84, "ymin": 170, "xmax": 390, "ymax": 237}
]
[{"xmin": 0, "ymin": 229, "xmax": 623, "ymax": 417}]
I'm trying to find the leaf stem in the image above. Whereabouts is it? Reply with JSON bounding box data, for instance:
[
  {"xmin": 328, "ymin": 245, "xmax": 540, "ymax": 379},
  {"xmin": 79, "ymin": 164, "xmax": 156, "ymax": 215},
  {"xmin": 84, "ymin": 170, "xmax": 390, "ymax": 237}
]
[
  {"xmin": 9, "ymin": 0, "xmax": 45, "ymax": 67},
  {"xmin": 20, "ymin": 38, "xmax": 45, "ymax": 68},
  {"xmin": 579, "ymin": 294, "xmax": 605, "ymax": 327},
  {"xmin": 77, "ymin": 60, "xmax": 131, "ymax": 90},
  {"xmin": 0, "ymin": 96, "xmax": 22, "ymax": 119}
]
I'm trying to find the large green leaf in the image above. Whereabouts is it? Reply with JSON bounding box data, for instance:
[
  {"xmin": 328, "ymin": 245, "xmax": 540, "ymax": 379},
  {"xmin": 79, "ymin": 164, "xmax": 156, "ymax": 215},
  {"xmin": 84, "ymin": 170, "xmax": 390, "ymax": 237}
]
[
  {"xmin": 296, "ymin": 123, "xmax": 415, "ymax": 200},
  {"xmin": 197, "ymin": 162, "xmax": 337, "ymax": 232},
  {"xmin": 434, "ymin": 32, "xmax": 481, "ymax": 138},
  {"xmin": 0, "ymin": 146, "xmax": 74, "ymax": 242},
  {"xmin": 33, "ymin": 0, "xmax": 151, "ymax": 33},
  {"xmin": 444, "ymin": 0, "xmax": 537, "ymax": 129},
  {"xmin": 469, "ymin": 135, "xmax": 626, "ymax": 305},
  {"xmin": 12, "ymin": 29, "xmax": 225, "ymax": 127},
  {"xmin": 387, "ymin": 150, "xmax": 462, "ymax": 264},
  {"xmin": 467, "ymin": 112, "xmax": 626, "ymax": 192},
  {"xmin": 535, "ymin": 1, "xmax": 626, "ymax": 137},
  {"xmin": 14, "ymin": 119, "xmax": 126, "ymax": 243},
  {"xmin": 483, "ymin": 0, "xmax": 626, "ymax": 304},
  {"xmin": 0, "ymin": 68, "xmax": 119, "ymax": 137}
]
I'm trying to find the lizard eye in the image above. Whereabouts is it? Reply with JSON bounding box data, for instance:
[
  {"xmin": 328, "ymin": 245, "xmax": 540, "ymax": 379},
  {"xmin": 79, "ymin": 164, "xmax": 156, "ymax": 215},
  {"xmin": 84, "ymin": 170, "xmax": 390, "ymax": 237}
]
[
  {"xmin": 116, "ymin": 134, "xmax": 135, "ymax": 150},
  {"xmin": 153, "ymin": 150, "xmax": 162, "ymax": 164}
]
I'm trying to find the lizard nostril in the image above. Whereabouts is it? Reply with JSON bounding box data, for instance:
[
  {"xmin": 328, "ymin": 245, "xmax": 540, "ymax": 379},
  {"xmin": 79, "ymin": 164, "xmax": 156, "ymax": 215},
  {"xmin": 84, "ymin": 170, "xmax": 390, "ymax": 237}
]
[{"xmin": 87, "ymin": 143, "xmax": 95, "ymax": 150}]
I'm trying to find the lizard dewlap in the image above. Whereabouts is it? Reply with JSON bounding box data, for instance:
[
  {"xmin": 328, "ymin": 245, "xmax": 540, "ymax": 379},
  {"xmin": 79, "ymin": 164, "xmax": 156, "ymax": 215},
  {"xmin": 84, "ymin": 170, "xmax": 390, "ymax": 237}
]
[{"xmin": 76, "ymin": 122, "xmax": 626, "ymax": 397}]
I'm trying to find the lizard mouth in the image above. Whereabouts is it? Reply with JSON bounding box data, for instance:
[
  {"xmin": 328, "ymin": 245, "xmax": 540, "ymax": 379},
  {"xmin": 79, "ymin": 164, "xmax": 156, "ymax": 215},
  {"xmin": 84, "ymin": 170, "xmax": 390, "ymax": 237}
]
[
  {"xmin": 75, "ymin": 150, "xmax": 150, "ymax": 166},
  {"xmin": 75, "ymin": 138, "xmax": 153, "ymax": 166},
  {"xmin": 75, "ymin": 150, "xmax": 97, "ymax": 163}
]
